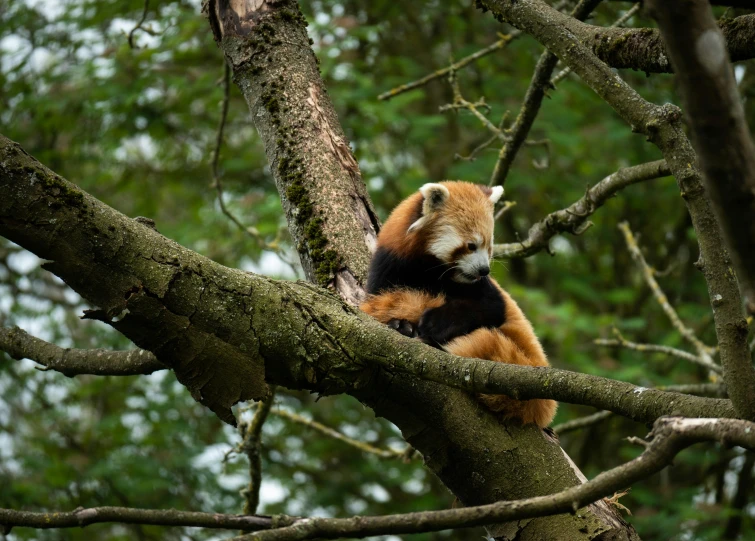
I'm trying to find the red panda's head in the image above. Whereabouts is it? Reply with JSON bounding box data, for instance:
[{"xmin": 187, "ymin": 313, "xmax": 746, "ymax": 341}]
[{"xmin": 379, "ymin": 181, "xmax": 504, "ymax": 284}]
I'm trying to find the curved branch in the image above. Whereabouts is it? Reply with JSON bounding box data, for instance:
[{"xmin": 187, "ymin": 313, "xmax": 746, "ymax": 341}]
[
  {"xmin": 480, "ymin": 0, "xmax": 754, "ymax": 420},
  {"xmin": 647, "ymin": 0, "xmax": 755, "ymax": 318},
  {"xmin": 494, "ymin": 160, "xmax": 671, "ymax": 258},
  {"xmin": 0, "ymin": 326, "xmax": 166, "ymax": 376},
  {"xmin": 0, "ymin": 134, "xmax": 736, "ymax": 423},
  {"xmin": 0, "ymin": 134, "xmax": 636, "ymax": 538},
  {"xmin": 228, "ymin": 417, "xmax": 755, "ymax": 541},
  {"xmin": 4, "ymin": 418, "xmax": 753, "ymax": 539}
]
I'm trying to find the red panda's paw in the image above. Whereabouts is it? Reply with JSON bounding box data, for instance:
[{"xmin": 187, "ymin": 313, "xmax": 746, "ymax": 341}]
[
  {"xmin": 418, "ymin": 305, "xmax": 474, "ymax": 347},
  {"xmin": 387, "ymin": 318, "xmax": 418, "ymax": 338}
]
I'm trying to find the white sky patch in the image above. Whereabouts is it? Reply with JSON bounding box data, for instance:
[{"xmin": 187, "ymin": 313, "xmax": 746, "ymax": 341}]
[
  {"xmin": 735, "ymin": 65, "xmax": 746, "ymax": 84},
  {"xmin": 241, "ymin": 251, "xmax": 300, "ymax": 280},
  {"xmin": 551, "ymin": 236, "xmax": 574, "ymax": 256}
]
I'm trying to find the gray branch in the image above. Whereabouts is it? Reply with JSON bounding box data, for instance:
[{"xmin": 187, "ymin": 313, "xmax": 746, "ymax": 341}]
[{"xmin": 0, "ymin": 326, "xmax": 165, "ymax": 376}]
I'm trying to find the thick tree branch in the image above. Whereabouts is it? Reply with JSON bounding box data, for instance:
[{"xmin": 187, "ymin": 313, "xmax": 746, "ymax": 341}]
[
  {"xmin": 0, "ymin": 134, "xmax": 636, "ymax": 539},
  {"xmin": 479, "ymin": 0, "xmax": 754, "ymax": 421},
  {"xmin": 494, "ymin": 160, "xmax": 671, "ymax": 258},
  {"xmin": 0, "ymin": 326, "xmax": 165, "ymax": 376},
  {"xmin": 547, "ymin": 13, "xmax": 755, "ymax": 74},
  {"xmin": 203, "ymin": 0, "xmax": 379, "ymax": 304},
  {"xmin": 227, "ymin": 417, "xmax": 755, "ymax": 541},
  {"xmin": 647, "ymin": 0, "xmax": 755, "ymax": 318},
  {"xmin": 0, "ymin": 138, "xmax": 737, "ymax": 424}
]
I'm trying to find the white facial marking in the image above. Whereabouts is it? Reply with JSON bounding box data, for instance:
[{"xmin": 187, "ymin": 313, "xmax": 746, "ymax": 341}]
[
  {"xmin": 428, "ymin": 226, "xmax": 462, "ymax": 261},
  {"xmin": 458, "ymin": 248, "xmax": 489, "ymax": 279}
]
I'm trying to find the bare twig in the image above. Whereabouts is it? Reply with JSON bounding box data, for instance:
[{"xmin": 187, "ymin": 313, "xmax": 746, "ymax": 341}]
[
  {"xmin": 376, "ymin": 0, "xmax": 577, "ymax": 101},
  {"xmin": 441, "ymin": 73, "xmax": 549, "ymax": 163},
  {"xmin": 595, "ymin": 327, "xmax": 721, "ymax": 374},
  {"xmin": 619, "ymin": 222, "xmax": 717, "ymax": 369},
  {"xmin": 494, "ymin": 160, "xmax": 671, "ymax": 258},
  {"xmin": 241, "ymin": 388, "xmax": 277, "ymax": 515},
  {"xmin": 377, "ymin": 33, "xmax": 520, "ymax": 101},
  {"xmin": 271, "ymin": 409, "xmax": 409, "ymax": 460},
  {"xmin": 228, "ymin": 417, "xmax": 755, "ymax": 541},
  {"xmin": 488, "ymin": 0, "xmax": 603, "ymax": 187},
  {"xmin": 128, "ymin": 0, "xmax": 151, "ymax": 49},
  {"xmin": 553, "ymin": 410, "xmax": 613, "ymax": 434},
  {"xmin": 211, "ymin": 63, "xmax": 258, "ymax": 242},
  {"xmin": 0, "ymin": 326, "xmax": 166, "ymax": 376}
]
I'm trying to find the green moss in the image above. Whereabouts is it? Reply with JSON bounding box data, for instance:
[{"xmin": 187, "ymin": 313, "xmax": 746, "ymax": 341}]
[{"xmin": 280, "ymin": 159, "xmax": 341, "ymax": 285}]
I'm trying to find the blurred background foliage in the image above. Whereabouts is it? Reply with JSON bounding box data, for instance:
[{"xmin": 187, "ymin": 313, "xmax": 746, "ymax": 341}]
[{"xmin": 1, "ymin": 0, "xmax": 754, "ymax": 539}]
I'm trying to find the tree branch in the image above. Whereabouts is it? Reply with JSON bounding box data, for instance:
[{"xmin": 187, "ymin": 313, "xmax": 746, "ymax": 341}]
[
  {"xmin": 646, "ymin": 0, "xmax": 755, "ymax": 318},
  {"xmin": 270, "ymin": 409, "xmax": 409, "ymax": 460},
  {"xmin": 552, "ymin": 13, "xmax": 755, "ymax": 74},
  {"xmin": 618, "ymin": 222, "xmax": 718, "ymax": 368},
  {"xmin": 0, "ymin": 326, "xmax": 166, "ymax": 376},
  {"xmin": 479, "ymin": 0, "xmax": 754, "ymax": 420},
  {"xmin": 494, "ymin": 159, "xmax": 671, "ymax": 258},
  {"xmin": 0, "ymin": 506, "xmax": 289, "ymax": 535},
  {"xmin": 241, "ymin": 387, "xmax": 277, "ymax": 515},
  {"xmin": 0, "ymin": 135, "xmax": 737, "ymax": 422},
  {"xmin": 488, "ymin": 0, "xmax": 601, "ymax": 187},
  {"xmin": 227, "ymin": 417, "xmax": 755, "ymax": 541},
  {"xmin": 0, "ymin": 133, "xmax": 638, "ymax": 538},
  {"xmin": 203, "ymin": 0, "xmax": 379, "ymax": 303}
]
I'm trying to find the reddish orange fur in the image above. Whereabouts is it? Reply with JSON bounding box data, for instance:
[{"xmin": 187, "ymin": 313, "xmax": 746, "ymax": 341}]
[
  {"xmin": 377, "ymin": 181, "xmax": 495, "ymax": 259},
  {"xmin": 361, "ymin": 181, "xmax": 557, "ymax": 428}
]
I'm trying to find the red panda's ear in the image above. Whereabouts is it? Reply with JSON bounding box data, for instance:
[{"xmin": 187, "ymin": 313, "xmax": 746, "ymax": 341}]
[
  {"xmin": 408, "ymin": 183, "xmax": 449, "ymax": 233},
  {"xmin": 489, "ymin": 186, "xmax": 504, "ymax": 204}
]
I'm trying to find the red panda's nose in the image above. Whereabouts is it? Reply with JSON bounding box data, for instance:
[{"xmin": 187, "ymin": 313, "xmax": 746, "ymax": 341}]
[{"xmin": 478, "ymin": 267, "xmax": 490, "ymax": 277}]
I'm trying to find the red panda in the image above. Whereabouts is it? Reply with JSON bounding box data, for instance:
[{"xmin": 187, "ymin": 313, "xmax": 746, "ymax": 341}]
[{"xmin": 361, "ymin": 181, "xmax": 557, "ymax": 428}]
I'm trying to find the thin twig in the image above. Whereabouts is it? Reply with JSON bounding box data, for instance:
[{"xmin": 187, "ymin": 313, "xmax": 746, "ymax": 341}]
[
  {"xmin": 595, "ymin": 327, "xmax": 722, "ymax": 373},
  {"xmin": 553, "ymin": 410, "xmax": 613, "ymax": 434},
  {"xmin": 211, "ymin": 63, "xmax": 258, "ymax": 242},
  {"xmin": 376, "ymin": 0, "xmax": 574, "ymax": 101},
  {"xmin": 618, "ymin": 222, "xmax": 717, "ymax": 368},
  {"xmin": 270, "ymin": 409, "xmax": 409, "ymax": 460},
  {"xmin": 551, "ymin": 4, "xmax": 642, "ymax": 87},
  {"xmin": 128, "ymin": 0, "xmax": 150, "ymax": 49},
  {"xmin": 377, "ymin": 33, "xmax": 520, "ymax": 101},
  {"xmin": 241, "ymin": 388, "xmax": 277, "ymax": 515},
  {"xmin": 441, "ymin": 73, "xmax": 549, "ymax": 158}
]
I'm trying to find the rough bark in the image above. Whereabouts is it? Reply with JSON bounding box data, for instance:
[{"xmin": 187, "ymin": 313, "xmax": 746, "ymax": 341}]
[
  {"xmin": 478, "ymin": 0, "xmax": 755, "ymax": 422},
  {"xmin": 0, "ymin": 134, "xmax": 645, "ymax": 539},
  {"xmin": 203, "ymin": 0, "xmax": 379, "ymax": 305},
  {"xmin": 647, "ymin": 0, "xmax": 755, "ymax": 320}
]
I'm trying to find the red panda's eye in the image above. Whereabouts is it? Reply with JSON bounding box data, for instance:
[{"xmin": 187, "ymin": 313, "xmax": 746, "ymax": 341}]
[{"xmin": 467, "ymin": 242, "xmax": 477, "ymax": 251}]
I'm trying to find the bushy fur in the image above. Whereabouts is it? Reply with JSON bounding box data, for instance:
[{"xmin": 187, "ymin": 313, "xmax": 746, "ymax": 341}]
[{"xmin": 361, "ymin": 181, "xmax": 556, "ymax": 428}]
